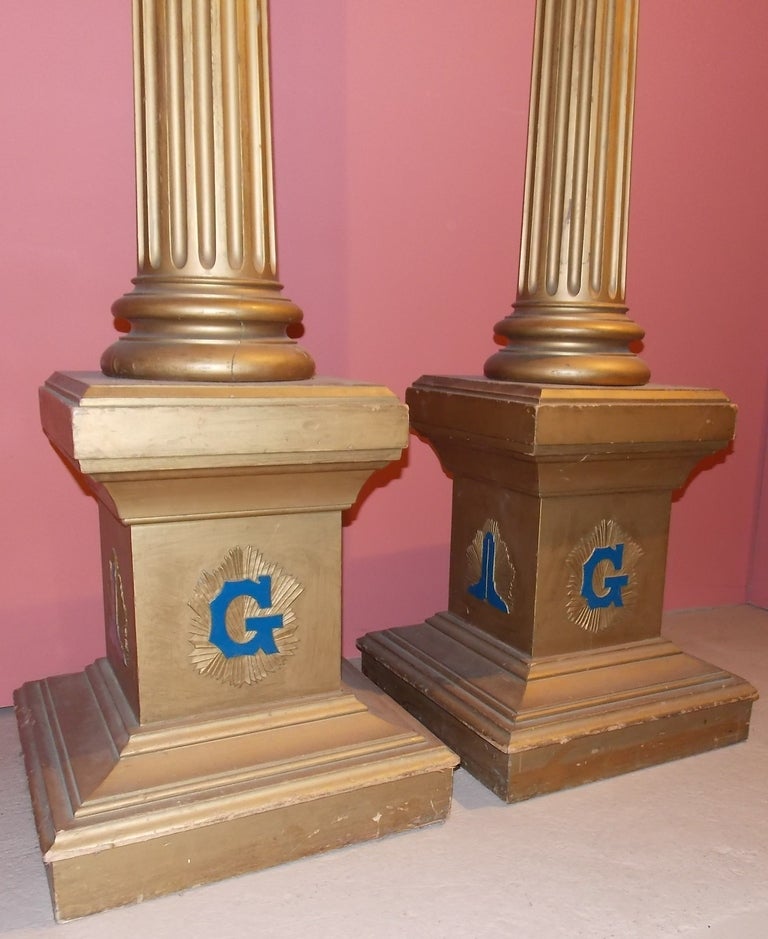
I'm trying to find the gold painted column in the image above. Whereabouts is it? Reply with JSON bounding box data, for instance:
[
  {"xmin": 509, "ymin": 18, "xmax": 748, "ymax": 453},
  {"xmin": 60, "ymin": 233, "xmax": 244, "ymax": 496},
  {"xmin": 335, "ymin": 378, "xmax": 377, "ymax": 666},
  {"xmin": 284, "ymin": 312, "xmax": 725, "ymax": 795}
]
[
  {"xmin": 359, "ymin": 0, "xmax": 756, "ymax": 802},
  {"xmin": 485, "ymin": 0, "xmax": 648, "ymax": 386},
  {"xmin": 16, "ymin": 0, "xmax": 456, "ymax": 921},
  {"xmin": 101, "ymin": 0, "xmax": 314, "ymax": 381}
]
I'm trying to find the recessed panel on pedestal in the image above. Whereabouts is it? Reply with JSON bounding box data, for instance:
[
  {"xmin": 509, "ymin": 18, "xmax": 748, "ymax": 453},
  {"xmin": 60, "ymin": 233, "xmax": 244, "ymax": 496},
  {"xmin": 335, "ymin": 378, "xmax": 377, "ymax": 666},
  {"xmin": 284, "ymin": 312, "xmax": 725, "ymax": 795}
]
[
  {"xmin": 450, "ymin": 480, "xmax": 670, "ymax": 656},
  {"xmin": 101, "ymin": 507, "xmax": 342, "ymax": 723}
]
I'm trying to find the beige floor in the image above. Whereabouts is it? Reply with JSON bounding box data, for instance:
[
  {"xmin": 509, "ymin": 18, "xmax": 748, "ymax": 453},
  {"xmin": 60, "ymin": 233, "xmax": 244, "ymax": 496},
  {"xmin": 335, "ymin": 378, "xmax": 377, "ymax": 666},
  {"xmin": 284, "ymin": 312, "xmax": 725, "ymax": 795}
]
[{"xmin": 1, "ymin": 606, "xmax": 766, "ymax": 938}]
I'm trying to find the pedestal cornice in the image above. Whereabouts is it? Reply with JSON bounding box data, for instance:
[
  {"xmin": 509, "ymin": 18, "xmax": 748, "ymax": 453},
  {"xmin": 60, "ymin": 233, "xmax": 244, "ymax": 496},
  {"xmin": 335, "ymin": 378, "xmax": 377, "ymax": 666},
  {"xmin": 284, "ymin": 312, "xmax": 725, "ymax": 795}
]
[
  {"xmin": 408, "ymin": 375, "xmax": 735, "ymax": 454},
  {"xmin": 41, "ymin": 372, "xmax": 407, "ymax": 476}
]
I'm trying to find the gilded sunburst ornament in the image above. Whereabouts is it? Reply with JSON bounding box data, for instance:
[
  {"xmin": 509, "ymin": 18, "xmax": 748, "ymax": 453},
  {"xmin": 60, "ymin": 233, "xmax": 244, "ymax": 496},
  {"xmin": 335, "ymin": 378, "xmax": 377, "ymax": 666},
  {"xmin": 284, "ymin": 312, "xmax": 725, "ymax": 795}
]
[
  {"xmin": 565, "ymin": 519, "xmax": 643, "ymax": 633},
  {"xmin": 108, "ymin": 549, "xmax": 130, "ymax": 666},
  {"xmin": 466, "ymin": 519, "xmax": 515, "ymax": 614},
  {"xmin": 189, "ymin": 546, "xmax": 303, "ymax": 687}
]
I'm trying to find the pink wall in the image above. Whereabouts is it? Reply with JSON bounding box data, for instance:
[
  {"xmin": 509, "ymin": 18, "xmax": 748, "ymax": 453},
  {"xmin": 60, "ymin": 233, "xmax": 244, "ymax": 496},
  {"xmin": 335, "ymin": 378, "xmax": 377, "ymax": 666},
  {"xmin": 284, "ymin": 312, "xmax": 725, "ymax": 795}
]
[
  {"xmin": 1, "ymin": 1, "xmax": 766, "ymax": 706},
  {"xmin": 748, "ymin": 376, "xmax": 768, "ymax": 608},
  {"xmin": 630, "ymin": 3, "xmax": 768, "ymax": 608}
]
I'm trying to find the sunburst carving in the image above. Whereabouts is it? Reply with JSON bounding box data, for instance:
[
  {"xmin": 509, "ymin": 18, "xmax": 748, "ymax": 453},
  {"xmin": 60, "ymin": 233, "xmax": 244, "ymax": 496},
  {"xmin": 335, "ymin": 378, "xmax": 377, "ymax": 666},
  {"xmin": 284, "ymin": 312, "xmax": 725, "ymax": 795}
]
[
  {"xmin": 189, "ymin": 546, "xmax": 303, "ymax": 687},
  {"xmin": 466, "ymin": 519, "xmax": 515, "ymax": 614},
  {"xmin": 108, "ymin": 549, "xmax": 130, "ymax": 666},
  {"xmin": 566, "ymin": 519, "xmax": 643, "ymax": 633}
]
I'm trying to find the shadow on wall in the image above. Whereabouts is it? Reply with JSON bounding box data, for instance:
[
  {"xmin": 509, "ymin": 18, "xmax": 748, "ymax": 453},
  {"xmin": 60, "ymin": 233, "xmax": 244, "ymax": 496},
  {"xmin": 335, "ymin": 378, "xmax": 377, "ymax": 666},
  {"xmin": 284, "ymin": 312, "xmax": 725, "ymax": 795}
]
[
  {"xmin": 672, "ymin": 444, "xmax": 732, "ymax": 504},
  {"xmin": 5, "ymin": 593, "xmax": 105, "ymax": 702},
  {"xmin": 342, "ymin": 542, "xmax": 449, "ymax": 658},
  {"xmin": 343, "ymin": 448, "xmax": 410, "ymax": 528}
]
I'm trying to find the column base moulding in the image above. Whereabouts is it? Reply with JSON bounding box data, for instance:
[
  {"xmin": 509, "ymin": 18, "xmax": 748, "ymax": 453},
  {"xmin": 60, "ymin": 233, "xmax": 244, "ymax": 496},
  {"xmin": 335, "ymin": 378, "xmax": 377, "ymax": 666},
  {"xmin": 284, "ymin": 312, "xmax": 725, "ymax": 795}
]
[
  {"xmin": 358, "ymin": 612, "xmax": 756, "ymax": 803},
  {"xmin": 15, "ymin": 658, "xmax": 456, "ymax": 921}
]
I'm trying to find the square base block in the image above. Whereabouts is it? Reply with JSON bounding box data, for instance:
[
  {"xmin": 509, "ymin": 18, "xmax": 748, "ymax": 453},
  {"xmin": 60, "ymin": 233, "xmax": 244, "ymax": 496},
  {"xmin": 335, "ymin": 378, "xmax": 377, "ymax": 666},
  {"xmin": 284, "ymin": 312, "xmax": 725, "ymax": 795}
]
[
  {"xmin": 359, "ymin": 612, "xmax": 756, "ymax": 803},
  {"xmin": 15, "ymin": 658, "xmax": 456, "ymax": 921}
]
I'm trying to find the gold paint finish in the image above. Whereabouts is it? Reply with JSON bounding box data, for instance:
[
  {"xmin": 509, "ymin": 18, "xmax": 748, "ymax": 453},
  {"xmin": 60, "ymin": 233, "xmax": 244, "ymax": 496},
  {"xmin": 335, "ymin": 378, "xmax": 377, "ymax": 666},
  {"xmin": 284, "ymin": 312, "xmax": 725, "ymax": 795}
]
[
  {"xmin": 16, "ymin": 660, "xmax": 454, "ymax": 921},
  {"xmin": 361, "ymin": 616, "xmax": 755, "ymax": 803},
  {"xmin": 37, "ymin": 372, "xmax": 409, "ymax": 725},
  {"xmin": 101, "ymin": 0, "xmax": 314, "ymax": 381},
  {"xmin": 359, "ymin": 377, "xmax": 757, "ymax": 800},
  {"xmin": 188, "ymin": 545, "xmax": 304, "ymax": 687},
  {"xmin": 485, "ymin": 0, "xmax": 649, "ymax": 385},
  {"xmin": 18, "ymin": 373, "xmax": 457, "ymax": 919}
]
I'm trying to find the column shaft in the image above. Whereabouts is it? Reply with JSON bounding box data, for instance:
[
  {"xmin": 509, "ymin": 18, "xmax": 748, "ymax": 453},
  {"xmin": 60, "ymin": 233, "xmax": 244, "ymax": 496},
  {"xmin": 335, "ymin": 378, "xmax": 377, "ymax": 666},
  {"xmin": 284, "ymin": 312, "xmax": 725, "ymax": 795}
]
[
  {"xmin": 102, "ymin": 0, "xmax": 314, "ymax": 382},
  {"xmin": 486, "ymin": 0, "xmax": 649, "ymax": 385}
]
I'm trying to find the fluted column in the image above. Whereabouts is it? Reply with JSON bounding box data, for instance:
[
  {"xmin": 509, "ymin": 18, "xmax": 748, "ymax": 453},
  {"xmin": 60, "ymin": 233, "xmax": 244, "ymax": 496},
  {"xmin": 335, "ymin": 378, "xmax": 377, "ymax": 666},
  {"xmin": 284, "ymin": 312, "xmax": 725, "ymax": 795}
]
[
  {"xmin": 101, "ymin": 0, "xmax": 314, "ymax": 382},
  {"xmin": 485, "ymin": 0, "xmax": 649, "ymax": 386}
]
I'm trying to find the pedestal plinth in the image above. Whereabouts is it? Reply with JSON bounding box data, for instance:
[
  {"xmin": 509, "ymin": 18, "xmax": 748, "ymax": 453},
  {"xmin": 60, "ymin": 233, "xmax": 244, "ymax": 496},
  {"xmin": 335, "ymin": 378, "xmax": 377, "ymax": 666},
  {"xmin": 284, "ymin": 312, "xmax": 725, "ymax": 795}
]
[
  {"xmin": 358, "ymin": 375, "xmax": 757, "ymax": 802},
  {"xmin": 16, "ymin": 372, "xmax": 457, "ymax": 920}
]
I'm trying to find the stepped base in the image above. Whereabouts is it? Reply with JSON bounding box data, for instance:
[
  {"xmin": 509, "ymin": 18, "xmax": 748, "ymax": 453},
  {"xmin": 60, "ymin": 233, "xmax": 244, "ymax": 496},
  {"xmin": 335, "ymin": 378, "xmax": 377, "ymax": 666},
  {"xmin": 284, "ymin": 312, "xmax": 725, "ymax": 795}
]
[
  {"xmin": 15, "ymin": 658, "xmax": 457, "ymax": 921},
  {"xmin": 358, "ymin": 612, "xmax": 757, "ymax": 803}
]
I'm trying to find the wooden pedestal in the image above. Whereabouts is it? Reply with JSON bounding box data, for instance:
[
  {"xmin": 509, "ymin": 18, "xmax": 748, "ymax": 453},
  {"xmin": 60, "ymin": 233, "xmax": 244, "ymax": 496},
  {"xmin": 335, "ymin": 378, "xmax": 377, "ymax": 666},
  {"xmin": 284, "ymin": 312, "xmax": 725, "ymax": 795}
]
[
  {"xmin": 359, "ymin": 376, "xmax": 757, "ymax": 802},
  {"xmin": 16, "ymin": 372, "xmax": 457, "ymax": 920}
]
